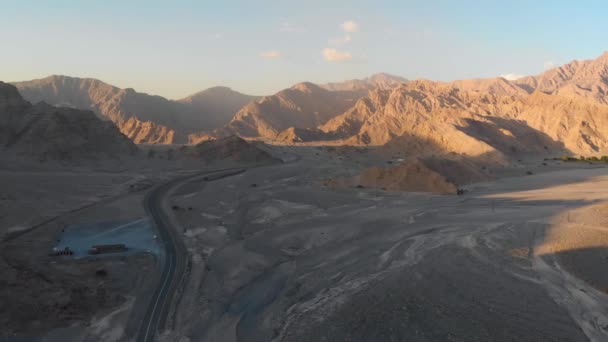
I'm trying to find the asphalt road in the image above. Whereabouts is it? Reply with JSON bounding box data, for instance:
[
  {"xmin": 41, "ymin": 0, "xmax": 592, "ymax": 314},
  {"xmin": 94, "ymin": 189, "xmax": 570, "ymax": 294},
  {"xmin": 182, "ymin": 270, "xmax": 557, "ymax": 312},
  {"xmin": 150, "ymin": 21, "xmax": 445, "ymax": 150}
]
[{"xmin": 137, "ymin": 168, "xmax": 247, "ymax": 342}]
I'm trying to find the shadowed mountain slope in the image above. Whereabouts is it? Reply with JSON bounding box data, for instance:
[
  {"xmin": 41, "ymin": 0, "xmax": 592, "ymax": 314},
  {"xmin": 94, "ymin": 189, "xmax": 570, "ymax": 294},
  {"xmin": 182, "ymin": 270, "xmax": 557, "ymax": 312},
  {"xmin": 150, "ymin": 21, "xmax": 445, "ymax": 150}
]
[{"xmin": 0, "ymin": 81, "xmax": 138, "ymax": 160}]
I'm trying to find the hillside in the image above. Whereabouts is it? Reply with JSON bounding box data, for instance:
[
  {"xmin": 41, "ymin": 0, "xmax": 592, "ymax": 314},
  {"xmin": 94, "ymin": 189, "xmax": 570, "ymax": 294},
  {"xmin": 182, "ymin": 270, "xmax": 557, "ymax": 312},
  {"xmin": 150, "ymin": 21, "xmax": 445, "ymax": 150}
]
[{"xmin": 0, "ymin": 82, "xmax": 138, "ymax": 160}]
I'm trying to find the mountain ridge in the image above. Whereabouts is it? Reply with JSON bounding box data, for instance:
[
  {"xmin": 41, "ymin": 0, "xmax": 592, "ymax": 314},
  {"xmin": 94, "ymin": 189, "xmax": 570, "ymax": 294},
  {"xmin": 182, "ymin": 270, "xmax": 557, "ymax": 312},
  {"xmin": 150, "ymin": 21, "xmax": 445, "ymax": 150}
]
[{"xmin": 12, "ymin": 75, "xmax": 257, "ymax": 144}]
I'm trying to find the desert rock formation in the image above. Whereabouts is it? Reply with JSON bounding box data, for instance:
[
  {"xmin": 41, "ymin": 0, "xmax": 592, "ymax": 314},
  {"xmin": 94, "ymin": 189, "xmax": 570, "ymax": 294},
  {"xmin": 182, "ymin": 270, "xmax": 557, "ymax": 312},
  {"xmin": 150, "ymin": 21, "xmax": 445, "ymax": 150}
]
[
  {"xmin": 325, "ymin": 158, "xmax": 458, "ymax": 194},
  {"xmin": 186, "ymin": 135, "xmax": 276, "ymax": 164}
]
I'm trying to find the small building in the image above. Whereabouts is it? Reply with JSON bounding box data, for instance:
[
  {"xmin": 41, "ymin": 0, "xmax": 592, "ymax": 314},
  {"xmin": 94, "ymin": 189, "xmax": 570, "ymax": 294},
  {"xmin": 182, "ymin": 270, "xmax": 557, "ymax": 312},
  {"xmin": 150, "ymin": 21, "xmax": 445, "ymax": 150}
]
[
  {"xmin": 50, "ymin": 247, "xmax": 74, "ymax": 256},
  {"xmin": 88, "ymin": 244, "xmax": 127, "ymax": 255}
]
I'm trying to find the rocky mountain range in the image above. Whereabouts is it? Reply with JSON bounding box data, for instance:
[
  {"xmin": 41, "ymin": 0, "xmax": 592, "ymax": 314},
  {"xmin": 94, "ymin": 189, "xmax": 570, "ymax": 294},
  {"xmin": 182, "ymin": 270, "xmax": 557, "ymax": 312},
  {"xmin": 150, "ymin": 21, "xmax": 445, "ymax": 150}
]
[
  {"xmin": 190, "ymin": 74, "xmax": 408, "ymax": 144},
  {"xmin": 250, "ymin": 53, "xmax": 608, "ymax": 161},
  {"xmin": 0, "ymin": 82, "xmax": 138, "ymax": 160},
  {"xmin": 12, "ymin": 76, "xmax": 257, "ymax": 144},
  {"xmin": 281, "ymin": 80, "xmax": 608, "ymax": 158},
  {"xmin": 7, "ymin": 52, "xmax": 608, "ymax": 163}
]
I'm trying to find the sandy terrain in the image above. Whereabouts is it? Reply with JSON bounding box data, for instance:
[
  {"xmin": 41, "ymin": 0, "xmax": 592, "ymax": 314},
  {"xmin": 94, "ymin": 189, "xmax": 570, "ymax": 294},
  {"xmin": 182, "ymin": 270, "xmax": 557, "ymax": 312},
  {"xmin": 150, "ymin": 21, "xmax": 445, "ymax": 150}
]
[
  {"xmin": 2, "ymin": 144, "xmax": 608, "ymax": 341},
  {"xmin": 161, "ymin": 146, "xmax": 608, "ymax": 342}
]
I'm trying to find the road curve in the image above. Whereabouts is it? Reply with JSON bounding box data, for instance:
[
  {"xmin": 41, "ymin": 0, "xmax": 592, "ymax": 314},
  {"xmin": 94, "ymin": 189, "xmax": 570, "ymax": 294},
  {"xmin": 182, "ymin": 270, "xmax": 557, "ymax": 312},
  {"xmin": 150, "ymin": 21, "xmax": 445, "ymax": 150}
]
[{"xmin": 137, "ymin": 168, "xmax": 247, "ymax": 342}]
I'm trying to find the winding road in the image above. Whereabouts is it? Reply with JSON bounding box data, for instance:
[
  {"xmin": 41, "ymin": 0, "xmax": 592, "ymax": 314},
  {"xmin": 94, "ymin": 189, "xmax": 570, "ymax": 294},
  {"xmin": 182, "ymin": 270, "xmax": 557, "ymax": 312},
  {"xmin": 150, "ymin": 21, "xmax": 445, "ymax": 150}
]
[{"xmin": 137, "ymin": 168, "xmax": 247, "ymax": 342}]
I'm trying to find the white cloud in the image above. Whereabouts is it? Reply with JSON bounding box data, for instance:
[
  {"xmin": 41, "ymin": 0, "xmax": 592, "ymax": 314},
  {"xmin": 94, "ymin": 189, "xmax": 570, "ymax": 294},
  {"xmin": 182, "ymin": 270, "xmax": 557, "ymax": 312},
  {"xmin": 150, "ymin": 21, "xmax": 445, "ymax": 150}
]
[
  {"xmin": 208, "ymin": 33, "xmax": 222, "ymax": 40},
  {"xmin": 280, "ymin": 22, "xmax": 305, "ymax": 33},
  {"xmin": 259, "ymin": 50, "xmax": 282, "ymax": 59},
  {"xmin": 500, "ymin": 73, "xmax": 524, "ymax": 81},
  {"xmin": 328, "ymin": 34, "xmax": 352, "ymax": 45},
  {"xmin": 544, "ymin": 61, "xmax": 555, "ymax": 69},
  {"xmin": 322, "ymin": 48, "xmax": 352, "ymax": 62},
  {"xmin": 341, "ymin": 20, "xmax": 359, "ymax": 33}
]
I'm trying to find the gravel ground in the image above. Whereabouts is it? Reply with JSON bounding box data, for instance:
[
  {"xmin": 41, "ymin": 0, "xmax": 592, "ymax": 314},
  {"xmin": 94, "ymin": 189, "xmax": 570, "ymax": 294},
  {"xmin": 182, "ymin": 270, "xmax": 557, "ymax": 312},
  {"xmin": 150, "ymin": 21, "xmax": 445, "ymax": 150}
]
[{"xmin": 163, "ymin": 147, "xmax": 608, "ymax": 342}]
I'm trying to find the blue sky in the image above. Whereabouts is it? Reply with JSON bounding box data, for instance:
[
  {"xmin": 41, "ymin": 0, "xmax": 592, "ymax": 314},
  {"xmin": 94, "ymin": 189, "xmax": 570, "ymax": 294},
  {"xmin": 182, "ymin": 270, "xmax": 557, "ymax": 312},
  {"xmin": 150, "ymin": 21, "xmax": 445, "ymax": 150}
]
[{"xmin": 1, "ymin": 0, "xmax": 607, "ymax": 99}]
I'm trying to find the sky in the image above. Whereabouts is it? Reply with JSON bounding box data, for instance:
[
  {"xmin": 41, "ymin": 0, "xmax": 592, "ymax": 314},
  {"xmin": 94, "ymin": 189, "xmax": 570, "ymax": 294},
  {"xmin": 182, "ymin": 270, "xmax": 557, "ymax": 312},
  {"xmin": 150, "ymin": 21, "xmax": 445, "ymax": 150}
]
[{"xmin": 1, "ymin": 0, "xmax": 608, "ymax": 99}]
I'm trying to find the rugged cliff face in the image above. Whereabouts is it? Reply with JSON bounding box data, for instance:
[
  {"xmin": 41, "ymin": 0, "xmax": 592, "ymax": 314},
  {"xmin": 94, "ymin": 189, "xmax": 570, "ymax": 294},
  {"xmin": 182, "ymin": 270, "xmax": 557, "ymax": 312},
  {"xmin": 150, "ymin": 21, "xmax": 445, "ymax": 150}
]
[
  {"xmin": 0, "ymin": 82, "xmax": 138, "ymax": 160},
  {"xmin": 279, "ymin": 71, "xmax": 608, "ymax": 158}
]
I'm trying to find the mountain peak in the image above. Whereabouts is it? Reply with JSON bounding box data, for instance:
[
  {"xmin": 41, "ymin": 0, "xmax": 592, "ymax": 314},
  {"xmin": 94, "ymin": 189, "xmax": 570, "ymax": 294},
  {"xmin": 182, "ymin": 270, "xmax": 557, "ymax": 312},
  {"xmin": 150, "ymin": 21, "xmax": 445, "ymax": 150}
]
[
  {"xmin": 183, "ymin": 86, "xmax": 236, "ymax": 98},
  {"xmin": 290, "ymin": 82, "xmax": 323, "ymax": 93}
]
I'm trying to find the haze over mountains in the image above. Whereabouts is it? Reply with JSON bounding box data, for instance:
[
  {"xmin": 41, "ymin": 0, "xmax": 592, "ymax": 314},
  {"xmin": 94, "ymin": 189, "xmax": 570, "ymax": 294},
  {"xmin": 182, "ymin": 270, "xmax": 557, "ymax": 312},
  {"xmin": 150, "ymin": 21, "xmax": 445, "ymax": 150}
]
[
  {"xmin": 13, "ymin": 76, "xmax": 258, "ymax": 144},
  {"xmin": 6, "ymin": 52, "xmax": 608, "ymax": 162}
]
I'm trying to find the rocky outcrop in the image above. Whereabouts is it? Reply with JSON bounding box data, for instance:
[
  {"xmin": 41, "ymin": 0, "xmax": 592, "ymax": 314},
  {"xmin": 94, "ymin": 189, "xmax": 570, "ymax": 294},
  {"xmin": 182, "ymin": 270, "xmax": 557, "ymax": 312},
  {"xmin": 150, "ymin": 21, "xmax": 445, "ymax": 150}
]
[
  {"xmin": 325, "ymin": 158, "xmax": 458, "ymax": 194},
  {"xmin": 324, "ymin": 155, "xmax": 492, "ymax": 194},
  {"xmin": 186, "ymin": 135, "xmax": 276, "ymax": 163}
]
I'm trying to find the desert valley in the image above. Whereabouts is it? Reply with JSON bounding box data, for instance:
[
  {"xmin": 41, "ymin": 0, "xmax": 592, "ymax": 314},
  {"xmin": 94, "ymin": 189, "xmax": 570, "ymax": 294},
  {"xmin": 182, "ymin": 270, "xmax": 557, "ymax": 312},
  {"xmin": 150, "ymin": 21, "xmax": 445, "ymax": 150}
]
[{"xmin": 3, "ymin": 9, "xmax": 608, "ymax": 340}]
